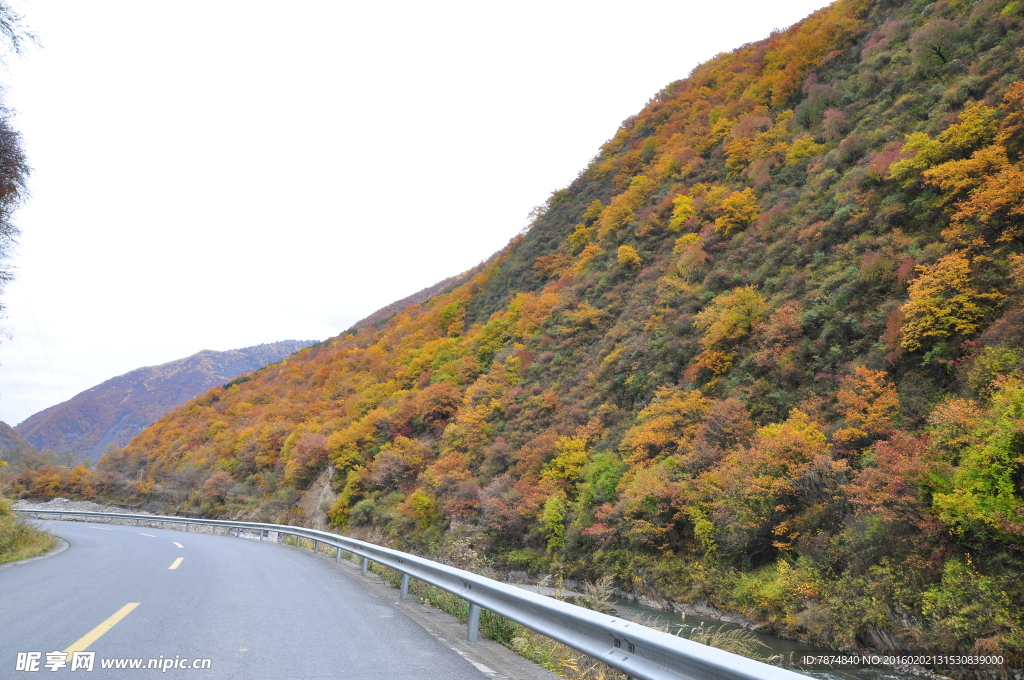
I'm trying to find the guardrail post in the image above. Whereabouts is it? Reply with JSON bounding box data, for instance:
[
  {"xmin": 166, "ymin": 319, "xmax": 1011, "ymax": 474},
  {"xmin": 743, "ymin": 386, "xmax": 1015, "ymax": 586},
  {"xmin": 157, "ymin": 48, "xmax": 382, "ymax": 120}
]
[
  {"xmin": 467, "ymin": 603, "xmax": 480, "ymax": 643},
  {"xmin": 361, "ymin": 557, "xmax": 368, "ymax": 576},
  {"xmin": 336, "ymin": 547, "xmax": 341, "ymax": 562},
  {"xmin": 314, "ymin": 540, "xmax": 320, "ymax": 555},
  {"xmin": 400, "ymin": 574, "xmax": 409, "ymax": 599}
]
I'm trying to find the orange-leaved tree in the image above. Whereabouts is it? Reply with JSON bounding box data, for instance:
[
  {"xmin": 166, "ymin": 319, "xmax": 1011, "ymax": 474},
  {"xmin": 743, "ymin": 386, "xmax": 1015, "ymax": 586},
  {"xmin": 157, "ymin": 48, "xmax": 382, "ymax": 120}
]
[{"xmin": 832, "ymin": 366, "xmax": 900, "ymax": 452}]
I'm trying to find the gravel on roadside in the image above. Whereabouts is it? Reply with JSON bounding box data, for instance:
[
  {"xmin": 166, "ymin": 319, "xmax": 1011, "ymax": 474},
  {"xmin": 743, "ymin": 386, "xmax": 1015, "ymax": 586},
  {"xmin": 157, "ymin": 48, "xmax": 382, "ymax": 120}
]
[{"xmin": 13, "ymin": 497, "xmax": 151, "ymax": 515}]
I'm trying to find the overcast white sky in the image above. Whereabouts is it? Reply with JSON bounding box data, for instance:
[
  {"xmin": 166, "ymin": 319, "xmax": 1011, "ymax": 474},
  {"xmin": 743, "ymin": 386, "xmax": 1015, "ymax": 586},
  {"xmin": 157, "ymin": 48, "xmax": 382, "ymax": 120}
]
[{"xmin": 0, "ymin": 0, "xmax": 833, "ymax": 425}]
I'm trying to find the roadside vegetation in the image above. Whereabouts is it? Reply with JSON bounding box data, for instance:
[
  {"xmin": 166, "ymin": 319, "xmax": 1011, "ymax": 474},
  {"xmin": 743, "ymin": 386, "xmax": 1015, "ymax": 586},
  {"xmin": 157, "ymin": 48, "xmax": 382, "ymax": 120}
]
[{"xmin": 0, "ymin": 466, "xmax": 55, "ymax": 564}]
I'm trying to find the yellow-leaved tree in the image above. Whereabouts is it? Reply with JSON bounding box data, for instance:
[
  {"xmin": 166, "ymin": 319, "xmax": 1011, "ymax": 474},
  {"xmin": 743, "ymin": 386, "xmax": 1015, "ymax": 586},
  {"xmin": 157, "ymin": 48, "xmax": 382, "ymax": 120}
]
[
  {"xmin": 714, "ymin": 188, "xmax": 760, "ymax": 237},
  {"xmin": 888, "ymin": 101, "xmax": 999, "ymax": 186},
  {"xmin": 617, "ymin": 244, "xmax": 642, "ymax": 269},
  {"xmin": 619, "ymin": 386, "xmax": 712, "ymax": 465},
  {"xmin": 596, "ymin": 175, "xmax": 656, "ymax": 238},
  {"xmin": 688, "ymin": 287, "xmax": 769, "ymax": 383},
  {"xmin": 785, "ymin": 134, "xmax": 825, "ymax": 165},
  {"xmin": 667, "ymin": 194, "xmax": 696, "ymax": 231},
  {"xmin": 900, "ymin": 251, "xmax": 1002, "ymax": 353},
  {"xmin": 542, "ymin": 436, "xmax": 591, "ymax": 484}
]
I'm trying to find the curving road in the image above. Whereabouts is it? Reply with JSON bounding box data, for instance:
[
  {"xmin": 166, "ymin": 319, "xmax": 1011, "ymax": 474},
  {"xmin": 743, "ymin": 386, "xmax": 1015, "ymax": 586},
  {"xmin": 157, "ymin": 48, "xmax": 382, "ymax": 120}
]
[{"xmin": 0, "ymin": 520, "xmax": 490, "ymax": 679}]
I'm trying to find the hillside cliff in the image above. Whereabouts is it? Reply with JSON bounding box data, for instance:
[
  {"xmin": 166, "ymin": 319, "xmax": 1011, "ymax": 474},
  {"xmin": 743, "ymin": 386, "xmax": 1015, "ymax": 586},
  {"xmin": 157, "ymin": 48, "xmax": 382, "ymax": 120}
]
[
  {"xmin": 13, "ymin": 0, "xmax": 1024, "ymax": 661},
  {"xmin": 15, "ymin": 341, "xmax": 315, "ymax": 461}
]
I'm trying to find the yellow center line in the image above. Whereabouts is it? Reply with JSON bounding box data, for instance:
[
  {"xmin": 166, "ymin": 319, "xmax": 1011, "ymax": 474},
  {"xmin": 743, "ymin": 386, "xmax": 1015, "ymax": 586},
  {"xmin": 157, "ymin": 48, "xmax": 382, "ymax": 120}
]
[
  {"xmin": 63, "ymin": 602, "xmax": 139, "ymax": 660},
  {"xmin": 139, "ymin": 533, "xmax": 156, "ymax": 538},
  {"xmin": 168, "ymin": 557, "xmax": 184, "ymax": 570},
  {"xmin": 173, "ymin": 542, "xmax": 183, "ymax": 548}
]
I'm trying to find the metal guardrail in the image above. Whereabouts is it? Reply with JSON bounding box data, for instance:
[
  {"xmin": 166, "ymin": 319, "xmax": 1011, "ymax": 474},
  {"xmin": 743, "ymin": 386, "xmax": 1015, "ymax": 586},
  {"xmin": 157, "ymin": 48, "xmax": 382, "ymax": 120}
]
[{"xmin": 16, "ymin": 508, "xmax": 809, "ymax": 680}]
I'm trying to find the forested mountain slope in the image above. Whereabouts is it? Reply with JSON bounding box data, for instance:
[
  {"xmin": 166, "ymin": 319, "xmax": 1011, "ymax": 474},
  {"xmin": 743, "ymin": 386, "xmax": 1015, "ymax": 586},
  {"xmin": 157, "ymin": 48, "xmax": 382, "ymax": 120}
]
[
  {"xmin": 0, "ymin": 421, "xmax": 32, "ymax": 455},
  {"xmin": 15, "ymin": 341, "xmax": 314, "ymax": 461},
  {"xmin": 12, "ymin": 0, "xmax": 1024, "ymax": 660},
  {"xmin": 350, "ymin": 270, "xmax": 484, "ymax": 331}
]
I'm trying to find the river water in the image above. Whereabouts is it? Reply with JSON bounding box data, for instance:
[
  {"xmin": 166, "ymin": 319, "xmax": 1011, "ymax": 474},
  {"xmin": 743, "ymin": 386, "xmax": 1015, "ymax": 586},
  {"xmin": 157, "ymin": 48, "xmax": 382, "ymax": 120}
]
[{"xmin": 610, "ymin": 598, "xmax": 921, "ymax": 680}]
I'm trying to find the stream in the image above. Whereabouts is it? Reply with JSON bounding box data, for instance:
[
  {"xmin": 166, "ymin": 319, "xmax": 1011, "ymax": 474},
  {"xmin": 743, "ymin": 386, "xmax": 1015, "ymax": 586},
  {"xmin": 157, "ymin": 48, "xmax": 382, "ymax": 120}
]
[{"xmin": 610, "ymin": 597, "xmax": 923, "ymax": 680}]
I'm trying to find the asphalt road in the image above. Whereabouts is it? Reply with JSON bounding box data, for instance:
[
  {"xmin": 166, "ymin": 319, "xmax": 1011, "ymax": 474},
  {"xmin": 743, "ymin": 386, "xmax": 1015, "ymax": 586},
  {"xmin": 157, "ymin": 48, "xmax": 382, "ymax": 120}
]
[{"xmin": 0, "ymin": 520, "xmax": 489, "ymax": 679}]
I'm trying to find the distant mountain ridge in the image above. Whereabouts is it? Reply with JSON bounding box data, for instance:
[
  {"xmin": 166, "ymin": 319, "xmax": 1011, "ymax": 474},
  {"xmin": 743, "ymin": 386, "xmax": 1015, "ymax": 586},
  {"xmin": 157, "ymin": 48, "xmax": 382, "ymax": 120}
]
[
  {"xmin": 16, "ymin": 340, "xmax": 315, "ymax": 461},
  {"xmin": 0, "ymin": 421, "xmax": 31, "ymax": 453}
]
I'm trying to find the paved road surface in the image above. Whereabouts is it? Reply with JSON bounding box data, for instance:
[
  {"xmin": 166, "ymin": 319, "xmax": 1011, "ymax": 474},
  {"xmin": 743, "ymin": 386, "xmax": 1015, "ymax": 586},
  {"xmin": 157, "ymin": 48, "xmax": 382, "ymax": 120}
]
[{"xmin": 0, "ymin": 520, "xmax": 488, "ymax": 679}]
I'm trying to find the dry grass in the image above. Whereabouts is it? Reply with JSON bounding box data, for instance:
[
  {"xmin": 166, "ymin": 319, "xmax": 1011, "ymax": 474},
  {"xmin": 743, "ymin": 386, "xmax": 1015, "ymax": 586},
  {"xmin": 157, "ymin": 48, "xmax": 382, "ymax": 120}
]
[
  {"xmin": 0, "ymin": 496, "xmax": 56, "ymax": 565},
  {"xmin": 678, "ymin": 620, "xmax": 777, "ymax": 662}
]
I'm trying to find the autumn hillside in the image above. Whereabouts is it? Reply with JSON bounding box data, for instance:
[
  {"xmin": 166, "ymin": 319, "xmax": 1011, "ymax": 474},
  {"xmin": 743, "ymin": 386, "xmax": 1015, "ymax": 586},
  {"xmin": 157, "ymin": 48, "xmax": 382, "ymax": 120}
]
[
  {"xmin": 15, "ymin": 340, "xmax": 315, "ymax": 461},
  {"xmin": 13, "ymin": 0, "xmax": 1024, "ymax": 663}
]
